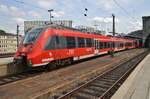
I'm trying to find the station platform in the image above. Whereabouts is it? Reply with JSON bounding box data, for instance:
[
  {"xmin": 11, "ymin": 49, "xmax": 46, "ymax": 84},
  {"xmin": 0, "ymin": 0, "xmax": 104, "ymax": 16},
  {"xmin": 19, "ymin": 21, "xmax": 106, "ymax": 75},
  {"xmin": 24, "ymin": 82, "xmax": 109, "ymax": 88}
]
[
  {"xmin": 0, "ymin": 57, "xmax": 22, "ymax": 77},
  {"xmin": 0, "ymin": 57, "xmax": 13, "ymax": 66},
  {"xmin": 111, "ymin": 53, "xmax": 150, "ymax": 99}
]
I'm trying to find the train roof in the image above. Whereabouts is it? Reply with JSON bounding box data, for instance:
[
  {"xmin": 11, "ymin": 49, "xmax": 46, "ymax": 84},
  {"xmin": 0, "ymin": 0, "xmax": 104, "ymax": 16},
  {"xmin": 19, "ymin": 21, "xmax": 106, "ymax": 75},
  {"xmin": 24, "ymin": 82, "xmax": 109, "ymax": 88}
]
[
  {"xmin": 32, "ymin": 24, "xmax": 103, "ymax": 35},
  {"xmin": 34, "ymin": 24, "xmax": 135, "ymax": 42}
]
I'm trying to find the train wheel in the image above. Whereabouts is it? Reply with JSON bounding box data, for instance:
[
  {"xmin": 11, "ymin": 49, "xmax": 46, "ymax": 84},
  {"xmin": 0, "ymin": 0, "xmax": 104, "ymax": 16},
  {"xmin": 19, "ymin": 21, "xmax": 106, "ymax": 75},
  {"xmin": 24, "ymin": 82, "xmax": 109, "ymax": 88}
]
[
  {"xmin": 45, "ymin": 61, "xmax": 57, "ymax": 70},
  {"xmin": 66, "ymin": 58, "xmax": 73, "ymax": 65},
  {"xmin": 108, "ymin": 51, "xmax": 114, "ymax": 57}
]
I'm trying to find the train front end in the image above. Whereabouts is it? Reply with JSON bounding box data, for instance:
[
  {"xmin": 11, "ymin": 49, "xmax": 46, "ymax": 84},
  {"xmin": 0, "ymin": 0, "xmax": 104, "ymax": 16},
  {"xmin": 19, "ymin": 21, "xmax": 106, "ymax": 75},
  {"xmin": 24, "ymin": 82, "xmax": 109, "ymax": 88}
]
[{"xmin": 14, "ymin": 27, "xmax": 45, "ymax": 67}]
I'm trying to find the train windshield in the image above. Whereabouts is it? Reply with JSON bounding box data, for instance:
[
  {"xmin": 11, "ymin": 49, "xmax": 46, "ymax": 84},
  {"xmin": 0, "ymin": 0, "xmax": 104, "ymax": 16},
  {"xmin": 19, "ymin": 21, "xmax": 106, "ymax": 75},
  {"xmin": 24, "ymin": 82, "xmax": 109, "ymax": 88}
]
[{"xmin": 23, "ymin": 28, "xmax": 44, "ymax": 44}]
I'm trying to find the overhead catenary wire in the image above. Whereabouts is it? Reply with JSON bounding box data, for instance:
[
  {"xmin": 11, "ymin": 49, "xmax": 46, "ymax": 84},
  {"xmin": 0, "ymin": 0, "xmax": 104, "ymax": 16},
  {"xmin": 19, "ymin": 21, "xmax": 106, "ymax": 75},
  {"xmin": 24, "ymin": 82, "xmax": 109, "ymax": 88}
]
[
  {"xmin": 1, "ymin": 0, "xmax": 141, "ymax": 33},
  {"xmin": 112, "ymin": 0, "xmax": 142, "ymax": 32},
  {"xmin": 112, "ymin": 0, "xmax": 140, "ymax": 22}
]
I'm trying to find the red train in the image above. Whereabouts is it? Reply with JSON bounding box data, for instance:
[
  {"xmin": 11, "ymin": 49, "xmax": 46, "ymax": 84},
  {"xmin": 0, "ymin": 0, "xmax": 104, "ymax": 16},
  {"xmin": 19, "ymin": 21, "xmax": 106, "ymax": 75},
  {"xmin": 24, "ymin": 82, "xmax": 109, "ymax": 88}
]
[{"xmin": 14, "ymin": 25, "xmax": 137, "ymax": 67}]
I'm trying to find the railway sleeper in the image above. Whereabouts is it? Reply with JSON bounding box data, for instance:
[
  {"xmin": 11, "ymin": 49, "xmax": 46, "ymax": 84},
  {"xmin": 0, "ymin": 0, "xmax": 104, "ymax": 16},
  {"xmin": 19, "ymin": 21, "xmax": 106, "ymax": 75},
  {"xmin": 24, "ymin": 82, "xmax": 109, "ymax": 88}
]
[
  {"xmin": 0, "ymin": 81, "xmax": 5, "ymax": 85},
  {"xmin": 103, "ymin": 72, "xmax": 125, "ymax": 77},
  {"xmin": 91, "ymin": 83, "xmax": 110, "ymax": 89},
  {"xmin": 78, "ymin": 88, "xmax": 103, "ymax": 97},
  {"xmin": 92, "ymin": 80, "xmax": 114, "ymax": 87},
  {"xmin": 1, "ymin": 78, "xmax": 12, "ymax": 82},
  {"xmin": 101, "ymin": 77, "xmax": 119, "ymax": 81},
  {"xmin": 72, "ymin": 91, "xmax": 99, "ymax": 99},
  {"xmin": 16, "ymin": 74, "xmax": 27, "ymax": 78},
  {"xmin": 98, "ymin": 78, "xmax": 117, "ymax": 83},
  {"xmin": 108, "ymin": 70, "xmax": 126, "ymax": 75},
  {"xmin": 94, "ymin": 81, "xmax": 113, "ymax": 87},
  {"xmin": 8, "ymin": 76, "xmax": 20, "ymax": 80},
  {"xmin": 114, "ymin": 68, "xmax": 130, "ymax": 73},
  {"xmin": 90, "ymin": 85, "xmax": 108, "ymax": 91},
  {"xmin": 85, "ymin": 87, "xmax": 106, "ymax": 95},
  {"xmin": 73, "ymin": 91, "xmax": 98, "ymax": 99},
  {"xmin": 83, "ymin": 88, "xmax": 103, "ymax": 95},
  {"xmin": 107, "ymin": 72, "xmax": 124, "ymax": 76}
]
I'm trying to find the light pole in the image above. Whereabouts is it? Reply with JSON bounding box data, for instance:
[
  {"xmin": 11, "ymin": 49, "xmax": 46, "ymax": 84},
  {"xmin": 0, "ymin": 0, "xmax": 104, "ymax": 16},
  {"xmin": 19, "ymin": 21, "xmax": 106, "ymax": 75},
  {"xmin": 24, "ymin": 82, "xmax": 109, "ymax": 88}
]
[
  {"xmin": 48, "ymin": 9, "xmax": 54, "ymax": 24},
  {"xmin": 112, "ymin": 14, "xmax": 115, "ymax": 37},
  {"xmin": 16, "ymin": 24, "xmax": 19, "ymax": 48}
]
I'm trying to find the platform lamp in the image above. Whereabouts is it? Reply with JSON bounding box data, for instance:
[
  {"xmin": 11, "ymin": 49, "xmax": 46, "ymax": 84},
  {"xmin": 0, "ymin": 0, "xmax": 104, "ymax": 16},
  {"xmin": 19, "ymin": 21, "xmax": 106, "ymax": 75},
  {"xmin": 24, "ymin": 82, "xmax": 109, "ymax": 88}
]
[
  {"xmin": 84, "ymin": 8, "xmax": 88, "ymax": 16},
  {"xmin": 48, "ymin": 9, "xmax": 54, "ymax": 24}
]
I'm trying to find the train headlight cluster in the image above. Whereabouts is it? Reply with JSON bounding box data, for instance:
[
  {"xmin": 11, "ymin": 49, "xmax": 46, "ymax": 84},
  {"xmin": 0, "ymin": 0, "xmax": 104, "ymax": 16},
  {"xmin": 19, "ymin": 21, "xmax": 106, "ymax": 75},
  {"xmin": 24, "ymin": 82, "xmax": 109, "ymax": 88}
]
[
  {"xmin": 27, "ymin": 60, "xmax": 32, "ymax": 67},
  {"xmin": 28, "ymin": 46, "xmax": 33, "ymax": 52}
]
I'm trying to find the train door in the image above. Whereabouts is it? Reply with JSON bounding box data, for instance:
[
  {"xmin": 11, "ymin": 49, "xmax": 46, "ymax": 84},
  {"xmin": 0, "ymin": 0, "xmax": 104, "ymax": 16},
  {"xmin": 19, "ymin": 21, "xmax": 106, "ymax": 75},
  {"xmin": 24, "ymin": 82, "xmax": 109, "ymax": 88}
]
[
  {"xmin": 53, "ymin": 35, "xmax": 67, "ymax": 60},
  {"xmin": 94, "ymin": 39, "xmax": 99, "ymax": 54},
  {"xmin": 43, "ymin": 35, "xmax": 67, "ymax": 61}
]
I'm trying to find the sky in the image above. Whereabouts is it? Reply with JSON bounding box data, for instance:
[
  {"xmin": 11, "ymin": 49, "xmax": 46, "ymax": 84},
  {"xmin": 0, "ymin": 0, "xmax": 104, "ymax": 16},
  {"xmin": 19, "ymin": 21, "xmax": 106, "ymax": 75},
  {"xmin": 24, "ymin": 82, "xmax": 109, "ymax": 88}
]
[{"xmin": 0, "ymin": 0, "xmax": 150, "ymax": 35}]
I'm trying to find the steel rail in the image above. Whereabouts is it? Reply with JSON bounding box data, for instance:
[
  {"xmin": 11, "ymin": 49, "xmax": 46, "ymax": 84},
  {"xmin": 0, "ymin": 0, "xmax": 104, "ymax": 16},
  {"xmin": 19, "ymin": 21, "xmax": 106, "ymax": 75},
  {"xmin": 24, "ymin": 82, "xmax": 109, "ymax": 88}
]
[{"xmin": 57, "ymin": 50, "xmax": 149, "ymax": 99}]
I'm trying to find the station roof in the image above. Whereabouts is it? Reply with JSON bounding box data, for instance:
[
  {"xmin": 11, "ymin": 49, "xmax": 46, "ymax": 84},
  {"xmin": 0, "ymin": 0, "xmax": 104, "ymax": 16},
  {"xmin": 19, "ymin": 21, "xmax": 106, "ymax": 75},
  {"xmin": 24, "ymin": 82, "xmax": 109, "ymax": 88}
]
[{"xmin": 127, "ymin": 30, "xmax": 143, "ymax": 39}]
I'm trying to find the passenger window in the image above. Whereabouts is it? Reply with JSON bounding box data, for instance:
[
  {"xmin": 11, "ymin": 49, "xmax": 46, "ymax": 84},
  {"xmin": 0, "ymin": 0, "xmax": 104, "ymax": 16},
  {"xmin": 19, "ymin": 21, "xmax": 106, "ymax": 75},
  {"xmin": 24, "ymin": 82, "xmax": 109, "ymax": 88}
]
[
  {"xmin": 44, "ymin": 36, "xmax": 56, "ymax": 50},
  {"xmin": 44, "ymin": 35, "xmax": 66, "ymax": 50},
  {"xmin": 104, "ymin": 42, "xmax": 107, "ymax": 48},
  {"xmin": 56, "ymin": 36, "xmax": 59, "ymax": 44},
  {"xmin": 86, "ymin": 38, "xmax": 93, "ymax": 47},
  {"xmin": 100, "ymin": 42, "xmax": 104, "ymax": 49},
  {"xmin": 78, "ymin": 37, "xmax": 85, "ymax": 48},
  {"xmin": 59, "ymin": 36, "xmax": 67, "ymax": 49},
  {"xmin": 66, "ymin": 36, "xmax": 76, "ymax": 48},
  {"xmin": 107, "ymin": 42, "xmax": 109, "ymax": 48}
]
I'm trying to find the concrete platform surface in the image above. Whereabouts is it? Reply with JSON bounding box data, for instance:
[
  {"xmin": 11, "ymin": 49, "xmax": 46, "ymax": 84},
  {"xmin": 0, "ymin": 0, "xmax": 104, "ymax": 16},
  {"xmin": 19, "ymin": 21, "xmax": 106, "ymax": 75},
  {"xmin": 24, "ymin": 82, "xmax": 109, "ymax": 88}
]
[
  {"xmin": 0, "ymin": 57, "xmax": 13, "ymax": 65},
  {"xmin": 111, "ymin": 53, "xmax": 150, "ymax": 99}
]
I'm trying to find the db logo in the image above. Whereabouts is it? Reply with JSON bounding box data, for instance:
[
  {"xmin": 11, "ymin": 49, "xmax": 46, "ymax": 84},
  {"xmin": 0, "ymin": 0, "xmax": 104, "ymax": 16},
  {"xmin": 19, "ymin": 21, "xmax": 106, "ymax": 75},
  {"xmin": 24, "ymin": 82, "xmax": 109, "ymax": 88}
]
[
  {"xmin": 86, "ymin": 48, "xmax": 92, "ymax": 51},
  {"xmin": 49, "ymin": 52, "xmax": 52, "ymax": 56},
  {"xmin": 68, "ymin": 49, "xmax": 74, "ymax": 55}
]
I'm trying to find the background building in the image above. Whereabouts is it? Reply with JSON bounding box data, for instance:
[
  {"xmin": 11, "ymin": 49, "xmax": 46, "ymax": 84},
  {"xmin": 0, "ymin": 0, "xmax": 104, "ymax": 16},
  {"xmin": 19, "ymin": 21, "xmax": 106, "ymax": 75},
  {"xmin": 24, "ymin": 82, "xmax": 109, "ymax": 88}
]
[
  {"xmin": 142, "ymin": 16, "xmax": 150, "ymax": 47},
  {"xmin": 75, "ymin": 25, "xmax": 95, "ymax": 33},
  {"xmin": 0, "ymin": 30, "xmax": 22, "ymax": 54},
  {"xmin": 75, "ymin": 25, "xmax": 105, "ymax": 35},
  {"xmin": 24, "ymin": 20, "xmax": 73, "ymax": 33}
]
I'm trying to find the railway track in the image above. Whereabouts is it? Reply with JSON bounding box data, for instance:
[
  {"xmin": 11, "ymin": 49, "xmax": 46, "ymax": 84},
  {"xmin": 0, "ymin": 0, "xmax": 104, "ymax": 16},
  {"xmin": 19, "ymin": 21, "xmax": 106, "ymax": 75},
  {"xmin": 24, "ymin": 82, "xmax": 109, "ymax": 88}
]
[
  {"xmin": 0, "ymin": 49, "xmax": 130, "ymax": 86},
  {"xmin": 0, "ymin": 66, "xmax": 45, "ymax": 86},
  {"xmin": 0, "ymin": 55, "xmax": 106, "ymax": 86},
  {"xmin": 57, "ymin": 50, "xmax": 149, "ymax": 99}
]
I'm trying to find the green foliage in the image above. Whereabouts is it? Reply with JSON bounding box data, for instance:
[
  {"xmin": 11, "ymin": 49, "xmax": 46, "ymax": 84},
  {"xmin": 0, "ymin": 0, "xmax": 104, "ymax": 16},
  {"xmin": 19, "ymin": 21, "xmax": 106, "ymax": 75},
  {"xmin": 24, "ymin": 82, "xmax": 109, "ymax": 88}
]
[{"xmin": 0, "ymin": 29, "xmax": 6, "ymax": 34}]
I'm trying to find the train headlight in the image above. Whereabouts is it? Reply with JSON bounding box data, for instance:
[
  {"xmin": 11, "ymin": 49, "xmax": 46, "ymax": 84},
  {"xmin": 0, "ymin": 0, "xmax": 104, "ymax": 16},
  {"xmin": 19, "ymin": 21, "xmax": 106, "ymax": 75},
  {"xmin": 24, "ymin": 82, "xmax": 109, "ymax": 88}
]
[
  {"xmin": 28, "ymin": 47, "xmax": 33, "ymax": 52},
  {"xmin": 27, "ymin": 60, "xmax": 32, "ymax": 67}
]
